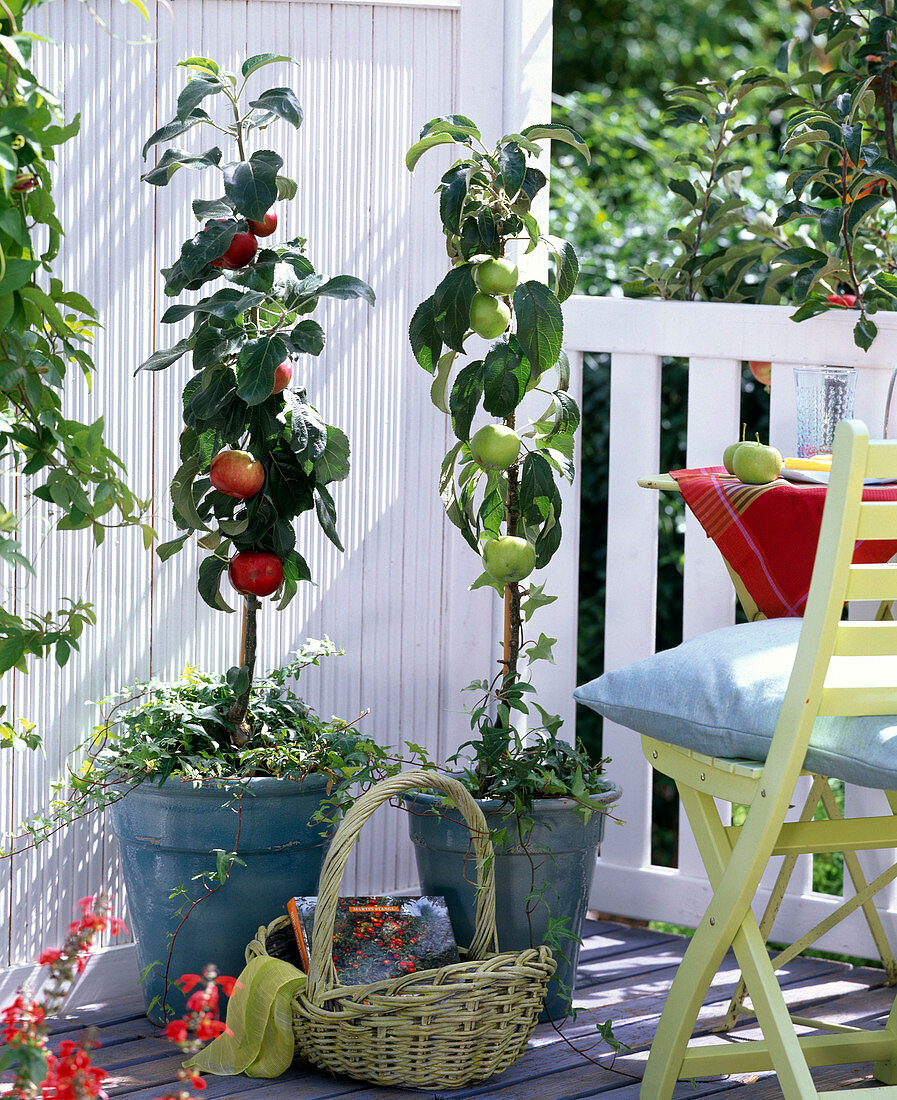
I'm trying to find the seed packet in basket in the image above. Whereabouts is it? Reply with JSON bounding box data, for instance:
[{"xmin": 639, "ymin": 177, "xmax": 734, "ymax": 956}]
[{"xmin": 287, "ymin": 895, "xmax": 460, "ymax": 985}]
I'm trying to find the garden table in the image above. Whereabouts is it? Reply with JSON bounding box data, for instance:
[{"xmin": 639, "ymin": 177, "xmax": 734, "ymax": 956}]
[
  {"xmin": 638, "ymin": 466, "xmax": 897, "ymax": 620},
  {"xmin": 638, "ymin": 465, "xmax": 897, "ymax": 1008}
]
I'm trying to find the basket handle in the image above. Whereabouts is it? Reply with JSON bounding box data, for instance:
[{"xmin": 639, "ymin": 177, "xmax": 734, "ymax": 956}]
[{"xmin": 304, "ymin": 769, "xmax": 498, "ymax": 999}]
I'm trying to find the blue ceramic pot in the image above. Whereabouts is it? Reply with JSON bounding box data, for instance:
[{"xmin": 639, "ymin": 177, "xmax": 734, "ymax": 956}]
[
  {"xmin": 405, "ymin": 783, "xmax": 621, "ymax": 1020},
  {"xmin": 109, "ymin": 774, "xmax": 334, "ymax": 1022}
]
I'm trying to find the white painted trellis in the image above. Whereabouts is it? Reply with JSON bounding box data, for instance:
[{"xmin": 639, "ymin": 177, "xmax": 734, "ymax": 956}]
[
  {"xmin": 570, "ymin": 295, "xmax": 897, "ymax": 959},
  {"xmin": 0, "ymin": 0, "xmax": 578, "ymax": 988}
]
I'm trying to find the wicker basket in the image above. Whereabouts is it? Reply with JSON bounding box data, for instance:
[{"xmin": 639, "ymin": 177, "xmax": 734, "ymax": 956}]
[{"xmin": 246, "ymin": 769, "xmax": 555, "ymax": 1089}]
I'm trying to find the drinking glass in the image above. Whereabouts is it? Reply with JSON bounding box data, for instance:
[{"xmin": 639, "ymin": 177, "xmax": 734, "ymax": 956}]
[{"xmin": 793, "ymin": 366, "xmax": 857, "ymax": 458}]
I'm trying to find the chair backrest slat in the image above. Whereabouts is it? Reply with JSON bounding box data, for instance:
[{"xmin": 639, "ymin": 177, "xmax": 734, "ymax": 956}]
[
  {"xmin": 845, "ymin": 564, "xmax": 897, "ymax": 602},
  {"xmin": 834, "ymin": 620, "xmax": 897, "ymax": 655},
  {"xmin": 855, "ymin": 501, "xmax": 897, "ymax": 540},
  {"xmin": 859, "ymin": 441, "xmax": 897, "ymax": 478},
  {"xmin": 820, "ymin": 684, "xmax": 897, "ymax": 716}
]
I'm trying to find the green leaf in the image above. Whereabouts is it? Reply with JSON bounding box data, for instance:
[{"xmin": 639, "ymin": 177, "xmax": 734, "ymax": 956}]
[
  {"xmin": 854, "ymin": 313, "xmax": 878, "ymax": 350},
  {"xmin": 409, "ymin": 296, "xmax": 443, "ymax": 373},
  {"xmin": 157, "ymin": 532, "xmax": 191, "ymax": 561},
  {"xmin": 223, "ymin": 150, "xmax": 283, "ymax": 221},
  {"xmin": 242, "ymin": 53, "xmax": 293, "ymax": 78},
  {"xmin": 314, "ymin": 425, "xmax": 350, "ymax": 485},
  {"xmin": 276, "ymin": 176, "xmax": 298, "ymax": 201},
  {"xmin": 177, "ymin": 75, "xmax": 223, "ymax": 121},
  {"xmin": 499, "ymin": 142, "xmax": 526, "ymax": 198},
  {"xmin": 236, "ymin": 335, "xmax": 289, "ymax": 405},
  {"xmin": 179, "ymin": 56, "xmax": 220, "ymax": 76},
  {"xmin": 192, "ymin": 196, "xmax": 235, "ymax": 220},
  {"xmin": 520, "ymin": 123, "xmax": 590, "ymax": 162},
  {"xmin": 142, "ymin": 108, "xmax": 211, "ymax": 158},
  {"xmin": 513, "ymin": 281, "xmax": 563, "ymax": 375},
  {"xmin": 545, "ymin": 391, "xmax": 581, "ymax": 440},
  {"xmin": 141, "ymin": 146, "xmax": 222, "ymax": 186},
  {"xmin": 430, "ymin": 350, "xmax": 457, "ymax": 413},
  {"xmin": 314, "ymin": 484, "xmax": 343, "ymax": 551},
  {"xmin": 420, "ymin": 115, "xmax": 481, "ymax": 141},
  {"xmin": 482, "ymin": 338, "xmax": 530, "ymax": 416},
  {"xmin": 526, "ymin": 632, "xmax": 556, "ymax": 664},
  {"xmin": 439, "ymin": 442, "xmax": 478, "ymax": 550},
  {"xmin": 406, "ymin": 132, "xmax": 456, "ymax": 171},
  {"xmin": 139, "ymin": 338, "xmax": 191, "ymax": 372},
  {"xmin": 162, "ymin": 287, "xmax": 265, "ymax": 323},
  {"xmin": 546, "ymin": 236, "xmax": 579, "ymax": 302},
  {"xmin": 197, "ymin": 555, "xmax": 235, "ymax": 612},
  {"xmin": 434, "ymin": 264, "xmax": 477, "ymax": 353},
  {"xmin": 170, "ymin": 454, "xmax": 209, "ymax": 532},
  {"xmin": 668, "ymin": 177, "xmax": 697, "ymax": 204},
  {"xmin": 288, "ymin": 319, "xmax": 325, "ymax": 356},
  {"xmin": 247, "ymin": 87, "xmax": 303, "ymax": 129},
  {"xmin": 521, "ymin": 580, "xmax": 557, "ymax": 621},
  {"xmin": 0, "ymin": 258, "xmax": 37, "ymax": 296},
  {"xmin": 874, "ymin": 273, "xmax": 897, "ymax": 299},
  {"xmin": 449, "ymin": 361, "xmax": 484, "ymax": 441},
  {"xmin": 316, "ymin": 275, "xmax": 375, "ymax": 305},
  {"xmin": 439, "ymin": 167, "xmax": 468, "ymax": 234},
  {"xmin": 282, "ymin": 390, "xmax": 327, "ymax": 463}
]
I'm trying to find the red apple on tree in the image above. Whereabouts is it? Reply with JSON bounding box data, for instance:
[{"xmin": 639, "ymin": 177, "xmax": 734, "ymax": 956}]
[
  {"xmin": 209, "ymin": 450, "xmax": 265, "ymax": 498},
  {"xmin": 228, "ymin": 550, "xmax": 284, "ymax": 597},
  {"xmin": 271, "ymin": 360, "xmax": 293, "ymax": 394},
  {"xmin": 211, "ymin": 230, "xmax": 258, "ymax": 270},
  {"xmin": 827, "ymin": 293, "xmax": 858, "ymax": 308},
  {"xmin": 748, "ymin": 361, "xmax": 771, "ymax": 386},
  {"xmin": 247, "ymin": 210, "xmax": 277, "ymax": 237}
]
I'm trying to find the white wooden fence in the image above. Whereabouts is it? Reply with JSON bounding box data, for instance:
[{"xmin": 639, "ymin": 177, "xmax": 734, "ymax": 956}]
[
  {"xmin": 0, "ymin": 0, "xmax": 578, "ymax": 990},
  {"xmin": 572, "ymin": 296, "xmax": 897, "ymax": 958}
]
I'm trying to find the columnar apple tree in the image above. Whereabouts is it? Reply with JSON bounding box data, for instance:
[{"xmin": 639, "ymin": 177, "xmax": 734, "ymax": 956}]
[
  {"xmin": 140, "ymin": 56, "xmax": 373, "ymax": 741},
  {"xmin": 407, "ymin": 117, "xmax": 588, "ymax": 796}
]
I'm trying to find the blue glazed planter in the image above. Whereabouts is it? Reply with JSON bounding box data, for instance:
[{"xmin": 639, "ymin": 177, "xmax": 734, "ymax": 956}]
[
  {"xmin": 405, "ymin": 783, "xmax": 621, "ymax": 1021},
  {"xmin": 109, "ymin": 774, "xmax": 334, "ymax": 1022}
]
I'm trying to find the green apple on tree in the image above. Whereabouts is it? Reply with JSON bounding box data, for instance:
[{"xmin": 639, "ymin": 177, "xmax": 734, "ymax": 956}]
[
  {"xmin": 475, "ymin": 258, "xmax": 519, "ymax": 296},
  {"xmin": 482, "ymin": 536, "xmax": 536, "ymax": 584},
  {"xmin": 470, "ymin": 425, "xmax": 521, "ymax": 470},
  {"xmin": 470, "ymin": 291, "xmax": 511, "ymax": 339}
]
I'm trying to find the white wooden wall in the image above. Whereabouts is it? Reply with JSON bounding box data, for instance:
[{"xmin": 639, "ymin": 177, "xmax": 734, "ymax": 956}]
[
  {"xmin": 0, "ymin": 0, "xmax": 578, "ymax": 982},
  {"xmin": 568, "ymin": 296, "xmax": 897, "ymax": 958}
]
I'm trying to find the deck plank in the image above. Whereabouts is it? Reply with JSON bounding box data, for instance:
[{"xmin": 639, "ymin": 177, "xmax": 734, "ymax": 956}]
[{"xmin": 25, "ymin": 919, "xmax": 897, "ymax": 1099}]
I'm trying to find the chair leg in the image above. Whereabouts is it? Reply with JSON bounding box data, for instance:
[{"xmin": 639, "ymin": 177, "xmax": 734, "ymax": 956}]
[
  {"xmin": 680, "ymin": 784, "xmax": 821, "ymax": 1099},
  {"xmin": 640, "ymin": 783, "xmax": 805, "ymax": 1100},
  {"xmin": 872, "ymin": 793, "xmax": 897, "ymax": 1083}
]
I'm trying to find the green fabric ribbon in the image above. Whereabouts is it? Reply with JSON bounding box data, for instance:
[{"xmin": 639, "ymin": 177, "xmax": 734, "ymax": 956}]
[{"xmin": 185, "ymin": 955, "xmax": 306, "ymax": 1078}]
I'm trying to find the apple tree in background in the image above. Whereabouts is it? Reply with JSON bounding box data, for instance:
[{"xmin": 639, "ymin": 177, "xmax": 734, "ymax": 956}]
[
  {"xmin": 140, "ymin": 55, "xmax": 374, "ymax": 742},
  {"xmin": 406, "ymin": 117, "xmax": 588, "ymax": 797}
]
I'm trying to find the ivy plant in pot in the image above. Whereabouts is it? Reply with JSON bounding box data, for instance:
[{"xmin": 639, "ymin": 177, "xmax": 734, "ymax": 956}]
[
  {"xmin": 404, "ymin": 116, "xmax": 621, "ymax": 1020},
  {"xmin": 78, "ymin": 53, "xmax": 376, "ymax": 1022}
]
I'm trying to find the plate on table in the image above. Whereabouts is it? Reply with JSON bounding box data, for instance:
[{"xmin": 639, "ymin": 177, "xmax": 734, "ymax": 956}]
[{"xmin": 779, "ymin": 465, "xmax": 897, "ymax": 486}]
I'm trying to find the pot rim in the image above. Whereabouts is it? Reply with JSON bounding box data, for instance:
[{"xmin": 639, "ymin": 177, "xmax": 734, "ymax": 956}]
[
  {"xmin": 108, "ymin": 771, "xmax": 331, "ymax": 799},
  {"xmin": 403, "ymin": 779, "xmax": 622, "ymax": 814}
]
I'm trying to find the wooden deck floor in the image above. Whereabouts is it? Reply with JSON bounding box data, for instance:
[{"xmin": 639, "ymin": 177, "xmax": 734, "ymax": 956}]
[{"xmin": 45, "ymin": 918, "xmax": 897, "ymax": 1098}]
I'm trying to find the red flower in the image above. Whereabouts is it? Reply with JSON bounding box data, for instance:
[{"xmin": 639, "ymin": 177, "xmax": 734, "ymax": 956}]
[
  {"xmin": 215, "ymin": 975, "xmax": 240, "ymax": 996},
  {"xmin": 195, "ymin": 1018, "xmax": 227, "ymax": 1041},
  {"xmin": 165, "ymin": 1020, "xmax": 189, "ymax": 1043},
  {"xmin": 177, "ymin": 973, "xmax": 203, "ymax": 994},
  {"xmin": 38, "ymin": 948, "xmax": 63, "ymax": 966}
]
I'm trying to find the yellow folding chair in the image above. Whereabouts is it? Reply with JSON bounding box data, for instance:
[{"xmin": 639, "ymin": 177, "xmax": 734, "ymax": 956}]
[{"xmin": 575, "ymin": 419, "xmax": 897, "ymax": 1098}]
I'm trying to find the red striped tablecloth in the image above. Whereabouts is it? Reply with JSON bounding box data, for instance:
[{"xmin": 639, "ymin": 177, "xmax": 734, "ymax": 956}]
[{"xmin": 671, "ymin": 467, "xmax": 897, "ymax": 619}]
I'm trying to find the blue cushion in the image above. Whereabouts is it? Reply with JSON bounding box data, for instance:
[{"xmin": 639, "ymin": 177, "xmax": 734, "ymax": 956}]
[{"xmin": 574, "ymin": 618, "xmax": 897, "ymax": 790}]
